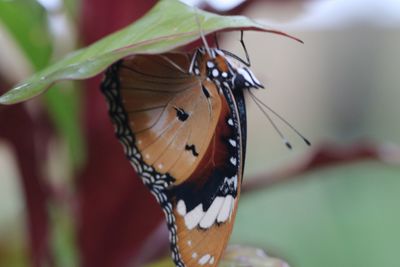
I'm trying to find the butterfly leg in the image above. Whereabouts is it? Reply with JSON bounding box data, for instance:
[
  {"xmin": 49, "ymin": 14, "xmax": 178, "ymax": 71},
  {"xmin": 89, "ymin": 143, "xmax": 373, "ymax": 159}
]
[
  {"xmin": 189, "ymin": 49, "xmax": 200, "ymax": 75},
  {"xmin": 214, "ymin": 32, "xmax": 220, "ymax": 49},
  {"xmin": 239, "ymin": 31, "xmax": 251, "ymax": 67},
  {"xmin": 219, "ymin": 31, "xmax": 251, "ymax": 67}
]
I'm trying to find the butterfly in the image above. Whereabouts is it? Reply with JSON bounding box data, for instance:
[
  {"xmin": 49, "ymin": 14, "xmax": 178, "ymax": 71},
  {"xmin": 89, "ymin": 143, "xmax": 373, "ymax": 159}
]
[{"xmin": 101, "ymin": 33, "xmax": 266, "ymax": 267}]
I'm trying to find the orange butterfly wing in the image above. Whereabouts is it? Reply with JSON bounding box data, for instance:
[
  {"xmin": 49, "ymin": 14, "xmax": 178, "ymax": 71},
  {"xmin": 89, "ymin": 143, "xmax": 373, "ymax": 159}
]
[
  {"xmin": 170, "ymin": 79, "xmax": 243, "ymax": 266},
  {"xmin": 101, "ymin": 52, "xmax": 244, "ymax": 266}
]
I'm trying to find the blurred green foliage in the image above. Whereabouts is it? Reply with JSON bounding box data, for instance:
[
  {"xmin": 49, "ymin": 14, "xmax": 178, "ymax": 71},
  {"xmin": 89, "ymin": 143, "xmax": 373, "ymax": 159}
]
[
  {"xmin": 233, "ymin": 162, "xmax": 400, "ymax": 267},
  {"xmin": 0, "ymin": 0, "xmax": 52, "ymax": 69},
  {"xmin": 0, "ymin": 0, "xmax": 85, "ymax": 170},
  {"xmin": 49, "ymin": 204, "xmax": 78, "ymax": 267},
  {"xmin": 0, "ymin": 0, "xmax": 81, "ymax": 266}
]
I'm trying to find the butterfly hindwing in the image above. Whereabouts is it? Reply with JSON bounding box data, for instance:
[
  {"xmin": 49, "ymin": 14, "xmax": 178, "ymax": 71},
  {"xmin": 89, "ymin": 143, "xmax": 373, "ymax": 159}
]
[
  {"xmin": 169, "ymin": 79, "xmax": 243, "ymax": 266},
  {"xmin": 101, "ymin": 51, "xmax": 244, "ymax": 267}
]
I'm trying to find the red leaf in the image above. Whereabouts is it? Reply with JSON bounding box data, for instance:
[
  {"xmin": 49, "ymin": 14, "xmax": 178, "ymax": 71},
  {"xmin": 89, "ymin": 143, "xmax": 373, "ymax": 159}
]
[
  {"xmin": 77, "ymin": 1, "xmax": 165, "ymax": 267},
  {"xmin": 0, "ymin": 80, "xmax": 52, "ymax": 267}
]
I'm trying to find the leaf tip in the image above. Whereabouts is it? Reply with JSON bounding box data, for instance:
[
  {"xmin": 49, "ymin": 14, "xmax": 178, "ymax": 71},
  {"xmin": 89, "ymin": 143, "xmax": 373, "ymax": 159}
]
[{"xmin": 0, "ymin": 93, "xmax": 12, "ymax": 105}]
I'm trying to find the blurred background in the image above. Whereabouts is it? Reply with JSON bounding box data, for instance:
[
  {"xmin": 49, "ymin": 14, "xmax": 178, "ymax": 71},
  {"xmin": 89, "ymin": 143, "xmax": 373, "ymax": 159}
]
[{"xmin": 1, "ymin": 0, "xmax": 400, "ymax": 266}]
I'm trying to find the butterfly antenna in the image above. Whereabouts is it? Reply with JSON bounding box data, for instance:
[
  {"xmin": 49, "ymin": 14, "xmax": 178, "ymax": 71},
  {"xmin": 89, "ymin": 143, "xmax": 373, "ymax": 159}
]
[
  {"xmin": 249, "ymin": 90, "xmax": 311, "ymax": 146},
  {"xmin": 194, "ymin": 8, "xmax": 213, "ymax": 58},
  {"xmin": 249, "ymin": 91, "xmax": 293, "ymax": 149}
]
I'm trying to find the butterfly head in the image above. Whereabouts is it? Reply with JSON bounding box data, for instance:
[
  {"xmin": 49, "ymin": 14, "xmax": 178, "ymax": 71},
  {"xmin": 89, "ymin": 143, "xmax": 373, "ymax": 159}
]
[
  {"xmin": 193, "ymin": 47, "xmax": 264, "ymax": 91},
  {"xmin": 230, "ymin": 64, "xmax": 264, "ymax": 90}
]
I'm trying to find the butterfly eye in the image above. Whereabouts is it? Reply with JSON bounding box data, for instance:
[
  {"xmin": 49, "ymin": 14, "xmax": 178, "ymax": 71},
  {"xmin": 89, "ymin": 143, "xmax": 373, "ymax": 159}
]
[{"xmin": 233, "ymin": 73, "xmax": 249, "ymax": 89}]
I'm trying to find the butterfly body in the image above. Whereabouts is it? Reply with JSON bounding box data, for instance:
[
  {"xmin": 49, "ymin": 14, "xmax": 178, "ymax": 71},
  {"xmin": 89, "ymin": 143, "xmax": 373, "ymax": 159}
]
[{"xmin": 101, "ymin": 47, "xmax": 262, "ymax": 266}]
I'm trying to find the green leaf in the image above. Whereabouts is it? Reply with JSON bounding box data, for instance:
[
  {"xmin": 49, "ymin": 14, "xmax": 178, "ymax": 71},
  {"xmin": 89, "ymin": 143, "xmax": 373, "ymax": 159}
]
[
  {"xmin": 0, "ymin": 0, "xmax": 301, "ymax": 105},
  {"xmin": 44, "ymin": 84, "xmax": 85, "ymax": 170}
]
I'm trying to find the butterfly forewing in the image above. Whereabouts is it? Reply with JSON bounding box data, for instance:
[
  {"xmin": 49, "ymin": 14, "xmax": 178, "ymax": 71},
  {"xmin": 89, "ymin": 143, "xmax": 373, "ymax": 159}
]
[
  {"xmin": 101, "ymin": 51, "xmax": 244, "ymax": 267},
  {"xmin": 117, "ymin": 54, "xmax": 222, "ymax": 182}
]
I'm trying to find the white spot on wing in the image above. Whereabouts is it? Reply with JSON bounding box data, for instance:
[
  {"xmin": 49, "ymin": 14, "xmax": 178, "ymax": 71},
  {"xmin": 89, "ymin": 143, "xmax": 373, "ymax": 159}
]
[
  {"xmin": 217, "ymin": 195, "xmax": 234, "ymax": 223},
  {"xmin": 230, "ymin": 157, "xmax": 237, "ymax": 166},
  {"xmin": 184, "ymin": 204, "xmax": 204, "ymax": 230},
  {"xmin": 212, "ymin": 69, "xmax": 219, "ymax": 77},
  {"xmin": 229, "ymin": 139, "xmax": 237, "ymax": 147},
  {"xmin": 192, "ymin": 252, "xmax": 198, "ymax": 259},
  {"xmin": 177, "ymin": 200, "xmax": 186, "ymax": 216},
  {"xmin": 207, "ymin": 61, "xmax": 214, "ymax": 68},
  {"xmin": 198, "ymin": 254, "xmax": 211, "ymax": 265},
  {"xmin": 199, "ymin": 197, "xmax": 224, "ymax": 228},
  {"xmin": 228, "ymin": 118, "xmax": 234, "ymax": 126},
  {"xmin": 209, "ymin": 256, "xmax": 215, "ymax": 264}
]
